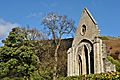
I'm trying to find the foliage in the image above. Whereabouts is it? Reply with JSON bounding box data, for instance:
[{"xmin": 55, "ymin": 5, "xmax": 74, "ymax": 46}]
[
  {"xmin": 0, "ymin": 27, "xmax": 40, "ymax": 79},
  {"xmin": 58, "ymin": 72, "xmax": 120, "ymax": 80},
  {"xmin": 32, "ymin": 40, "xmax": 56, "ymax": 79},
  {"xmin": 31, "ymin": 38, "xmax": 73, "ymax": 79},
  {"xmin": 107, "ymin": 56, "xmax": 120, "ymax": 72},
  {"xmin": 23, "ymin": 27, "xmax": 47, "ymax": 40},
  {"xmin": 42, "ymin": 12, "xmax": 75, "ymax": 80},
  {"xmin": 100, "ymin": 36, "xmax": 109, "ymax": 40}
]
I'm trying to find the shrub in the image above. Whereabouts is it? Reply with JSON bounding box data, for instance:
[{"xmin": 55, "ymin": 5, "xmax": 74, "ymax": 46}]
[
  {"xmin": 58, "ymin": 72, "xmax": 120, "ymax": 80},
  {"xmin": 107, "ymin": 56, "xmax": 120, "ymax": 72},
  {"xmin": 100, "ymin": 36, "xmax": 109, "ymax": 40}
]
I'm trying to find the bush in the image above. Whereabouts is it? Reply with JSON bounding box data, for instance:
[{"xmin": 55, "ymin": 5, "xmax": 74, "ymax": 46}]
[
  {"xmin": 58, "ymin": 72, "xmax": 120, "ymax": 80},
  {"xmin": 107, "ymin": 56, "xmax": 120, "ymax": 72},
  {"xmin": 100, "ymin": 36, "xmax": 109, "ymax": 40}
]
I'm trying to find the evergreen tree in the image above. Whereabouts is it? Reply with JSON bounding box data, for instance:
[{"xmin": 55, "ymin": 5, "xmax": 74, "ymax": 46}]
[{"xmin": 0, "ymin": 27, "xmax": 40, "ymax": 79}]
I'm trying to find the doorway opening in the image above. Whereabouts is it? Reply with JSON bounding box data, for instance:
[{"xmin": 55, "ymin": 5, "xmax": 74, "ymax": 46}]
[
  {"xmin": 84, "ymin": 45, "xmax": 89, "ymax": 74},
  {"xmin": 90, "ymin": 49, "xmax": 94, "ymax": 74}
]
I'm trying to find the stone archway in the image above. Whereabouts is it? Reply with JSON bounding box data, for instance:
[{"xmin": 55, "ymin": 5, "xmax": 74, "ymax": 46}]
[{"xmin": 77, "ymin": 39, "xmax": 94, "ymax": 75}]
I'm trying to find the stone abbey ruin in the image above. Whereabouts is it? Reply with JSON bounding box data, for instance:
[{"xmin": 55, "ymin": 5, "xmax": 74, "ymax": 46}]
[{"xmin": 67, "ymin": 8, "xmax": 116, "ymax": 76}]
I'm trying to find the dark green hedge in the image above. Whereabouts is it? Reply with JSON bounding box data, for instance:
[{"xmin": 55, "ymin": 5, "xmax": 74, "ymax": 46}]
[{"xmin": 58, "ymin": 72, "xmax": 120, "ymax": 80}]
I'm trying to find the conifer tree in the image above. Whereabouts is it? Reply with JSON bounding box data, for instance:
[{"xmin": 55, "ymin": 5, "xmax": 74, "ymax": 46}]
[{"xmin": 0, "ymin": 27, "xmax": 40, "ymax": 79}]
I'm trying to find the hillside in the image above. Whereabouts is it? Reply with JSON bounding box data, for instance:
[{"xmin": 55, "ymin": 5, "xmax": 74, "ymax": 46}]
[
  {"xmin": 31, "ymin": 37, "xmax": 120, "ymax": 77},
  {"xmin": 103, "ymin": 39, "xmax": 120, "ymax": 59},
  {"xmin": 61, "ymin": 36, "xmax": 120, "ymax": 59}
]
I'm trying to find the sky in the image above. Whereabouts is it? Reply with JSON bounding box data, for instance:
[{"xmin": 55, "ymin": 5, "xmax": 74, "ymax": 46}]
[{"xmin": 0, "ymin": 0, "xmax": 120, "ymax": 45}]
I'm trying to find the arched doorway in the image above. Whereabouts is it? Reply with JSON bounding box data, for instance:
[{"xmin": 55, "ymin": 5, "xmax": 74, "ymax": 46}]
[{"xmin": 78, "ymin": 39, "xmax": 94, "ymax": 75}]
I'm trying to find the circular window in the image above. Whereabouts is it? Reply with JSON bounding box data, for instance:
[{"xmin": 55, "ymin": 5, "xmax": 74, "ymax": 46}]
[{"xmin": 81, "ymin": 25, "xmax": 86, "ymax": 36}]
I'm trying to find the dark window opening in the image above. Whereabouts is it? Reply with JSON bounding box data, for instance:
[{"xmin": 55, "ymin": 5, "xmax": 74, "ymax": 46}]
[
  {"xmin": 90, "ymin": 49, "xmax": 94, "ymax": 74},
  {"xmin": 84, "ymin": 45, "xmax": 89, "ymax": 74}
]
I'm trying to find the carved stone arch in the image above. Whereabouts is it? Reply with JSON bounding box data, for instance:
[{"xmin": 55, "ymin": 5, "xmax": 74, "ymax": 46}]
[
  {"xmin": 77, "ymin": 45, "xmax": 84, "ymax": 56},
  {"xmin": 80, "ymin": 39, "xmax": 93, "ymax": 46},
  {"xmin": 84, "ymin": 43, "xmax": 92, "ymax": 54},
  {"xmin": 77, "ymin": 39, "xmax": 94, "ymax": 74},
  {"xmin": 78, "ymin": 39, "xmax": 93, "ymax": 54},
  {"xmin": 77, "ymin": 45, "xmax": 84, "ymax": 75}
]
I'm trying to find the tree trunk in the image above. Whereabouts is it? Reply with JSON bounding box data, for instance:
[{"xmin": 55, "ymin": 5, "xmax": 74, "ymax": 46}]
[{"xmin": 53, "ymin": 39, "xmax": 61, "ymax": 80}]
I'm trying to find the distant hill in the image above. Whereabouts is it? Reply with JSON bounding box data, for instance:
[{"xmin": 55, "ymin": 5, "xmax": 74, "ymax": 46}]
[
  {"xmin": 97, "ymin": 36, "xmax": 120, "ymax": 59},
  {"xmin": 32, "ymin": 36, "xmax": 120, "ymax": 76},
  {"xmin": 61, "ymin": 36, "xmax": 120, "ymax": 60}
]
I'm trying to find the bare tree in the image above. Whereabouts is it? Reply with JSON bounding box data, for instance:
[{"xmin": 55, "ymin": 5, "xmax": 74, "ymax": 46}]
[
  {"xmin": 22, "ymin": 27, "xmax": 47, "ymax": 40},
  {"xmin": 42, "ymin": 12, "xmax": 75, "ymax": 80}
]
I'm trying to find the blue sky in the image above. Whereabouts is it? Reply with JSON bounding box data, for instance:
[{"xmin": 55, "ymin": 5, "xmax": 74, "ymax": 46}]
[{"xmin": 0, "ymin": 0, "xmax": 120, "ymax": 45}]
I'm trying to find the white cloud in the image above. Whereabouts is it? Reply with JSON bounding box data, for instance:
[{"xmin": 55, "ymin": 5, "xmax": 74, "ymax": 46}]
[
  {"xmin": 0, "ymin": 18, "xmax": 19, "ymax": 46},
  {"xmin": 0, "ymin": 18, "xmax": 19, "ymax": 37}
]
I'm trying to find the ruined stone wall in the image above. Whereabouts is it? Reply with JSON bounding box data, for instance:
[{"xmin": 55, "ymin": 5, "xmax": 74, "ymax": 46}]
[{"xmin": 67, "ymin": 8, "xmax": 116, "ymax": 76}]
